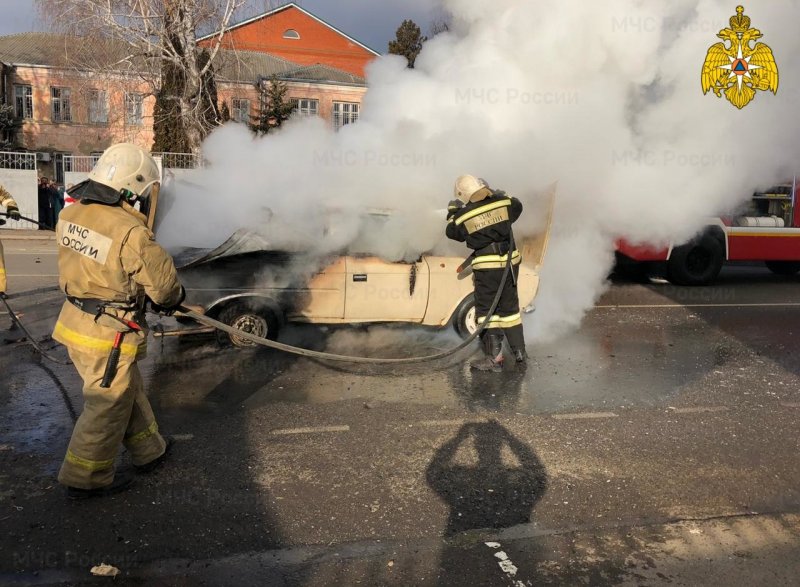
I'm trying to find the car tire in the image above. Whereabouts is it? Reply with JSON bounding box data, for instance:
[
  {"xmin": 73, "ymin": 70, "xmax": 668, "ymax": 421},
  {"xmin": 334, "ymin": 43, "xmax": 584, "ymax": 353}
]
[
  {"xmin": 216, "ymin": 300, "xmax": 279, "ymax": 348},
  {"xmin": 667, "ymin": 235, "xmax": 724, "ymax": 286},
  {"xmin": 765, "ymin": 261, "xmax": 800, "ymax": 276},
  {"xmin": 453, "ymin": 294, "xmax": 478, "ymax": 340}
]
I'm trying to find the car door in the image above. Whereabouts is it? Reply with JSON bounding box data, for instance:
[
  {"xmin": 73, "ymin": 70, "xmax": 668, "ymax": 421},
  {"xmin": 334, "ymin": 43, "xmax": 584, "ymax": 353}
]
[
  {"xmin": 344, "ymin": 256, "xmax": 430, "ymax": 322},
  {"xmin": 295, "ymin": 257, "xmax": 346, "ymax": 320}
]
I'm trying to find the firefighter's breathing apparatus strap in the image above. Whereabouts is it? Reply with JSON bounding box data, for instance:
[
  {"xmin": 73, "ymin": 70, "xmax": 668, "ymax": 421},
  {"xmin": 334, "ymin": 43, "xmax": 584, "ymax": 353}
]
[{"xmin": 180, "ymin": 241, "xmax": 515, "ymax": 364}]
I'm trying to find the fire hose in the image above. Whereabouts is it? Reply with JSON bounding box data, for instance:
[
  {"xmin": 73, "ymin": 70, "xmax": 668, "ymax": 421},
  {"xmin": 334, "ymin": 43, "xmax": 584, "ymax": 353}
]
[
  {"xmin": 1, "ymin": 294, "xmax": 72, "ymax": 365},
  {"xmin": 179, "ymin": 246, "xmax": 515, "ymax": 364},
  {"xmin": 1, "ymin": 212, "xmax": 54, "ymax": 230}
]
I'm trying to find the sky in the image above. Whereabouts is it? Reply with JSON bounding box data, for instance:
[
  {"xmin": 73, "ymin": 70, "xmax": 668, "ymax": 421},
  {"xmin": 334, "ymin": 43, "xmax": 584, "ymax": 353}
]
[{"xmin": 0, "ymin": 0, "xmax": 437, "ymax": 53}]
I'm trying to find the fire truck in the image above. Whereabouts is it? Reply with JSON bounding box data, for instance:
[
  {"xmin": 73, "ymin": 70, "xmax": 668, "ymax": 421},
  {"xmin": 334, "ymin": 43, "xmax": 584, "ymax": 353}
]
[{"xmin": 616, "ymin": 178, "xmax": 800, "ymax": 285}]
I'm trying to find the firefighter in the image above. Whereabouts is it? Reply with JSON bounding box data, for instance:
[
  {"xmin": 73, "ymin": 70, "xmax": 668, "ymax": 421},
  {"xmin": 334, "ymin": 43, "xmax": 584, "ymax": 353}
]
[
  {"xmin": 0, "ymin": 186, "xmax": 21, "ymax": 296},
  {"xmin": 446, "ymin": 175, "xmax": 526, "ymax": 372},
  {"xmin": 53, "ymin": 143, "xmax": 185, "ymax": 499}
]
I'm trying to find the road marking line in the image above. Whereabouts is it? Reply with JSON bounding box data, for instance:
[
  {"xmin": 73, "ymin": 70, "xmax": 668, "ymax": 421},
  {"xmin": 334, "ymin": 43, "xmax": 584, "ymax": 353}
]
[
  {"xmin": 781, "ymin": 402, "xmax": 800, "ymax": 408},
  {"xmin": 271, "ymin": 425, "xmax": 350, "ymax": 436},
  {"xmin": 596, "ymin": 303, "xmax": 800, "ymax": 309},
  {"xmin": 552, "ymin": 412, "xmax": 618, "ymax": 420},
  {"xmin": 172, "ymin": 434, "xmax": 194, "ymax": 441},
  {"xmin": 418, "ymin": 419, "xmax": 487, "ymax": 427},
  {"xmin": 485, "ymin": 542, "xmax": 525, "ymax": 586},
  {"xmin": 669, "ymin": 406, "xmax": 728, "ymax": 414}
]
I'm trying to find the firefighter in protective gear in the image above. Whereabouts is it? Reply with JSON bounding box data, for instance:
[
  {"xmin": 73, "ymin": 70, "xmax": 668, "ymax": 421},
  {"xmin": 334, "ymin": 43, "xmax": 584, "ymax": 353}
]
[
  {"xmin": 446, "ymin": 175, "xmax": 526, "ymax": 372},
  {"xmin": 0, "ymin": 186, "xmax": 22, "ymax": 295},
  {"xmin": 53, "ymin": 143, "xmax": 185, "ymax": 499}
]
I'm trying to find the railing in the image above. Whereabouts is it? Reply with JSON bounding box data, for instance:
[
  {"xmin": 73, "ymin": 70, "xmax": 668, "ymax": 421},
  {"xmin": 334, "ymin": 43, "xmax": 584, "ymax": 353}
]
[
  {"xmin": 0, "ymin": 152, "xmax": 36, "ymax": 170},
  {"xmin": 152, "ymin": 152, "xmax": 202, "ymax": 169},
  {"xmin": 64, "ymin": 155, "xmax": 101, "ymax": 173}
]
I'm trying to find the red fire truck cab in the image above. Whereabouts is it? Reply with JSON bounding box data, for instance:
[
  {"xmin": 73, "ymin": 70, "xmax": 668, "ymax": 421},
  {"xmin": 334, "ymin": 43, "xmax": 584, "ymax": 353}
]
[{"xmin": 616, "ymin": 179, "xmax": 800, "ymax": 286}]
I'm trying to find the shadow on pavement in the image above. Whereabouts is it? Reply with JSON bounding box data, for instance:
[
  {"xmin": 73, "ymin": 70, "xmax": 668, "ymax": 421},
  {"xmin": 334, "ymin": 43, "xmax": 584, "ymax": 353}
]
[{"xmin": 426, "ymin": 420, "xmax": 548, "ymax": 585}]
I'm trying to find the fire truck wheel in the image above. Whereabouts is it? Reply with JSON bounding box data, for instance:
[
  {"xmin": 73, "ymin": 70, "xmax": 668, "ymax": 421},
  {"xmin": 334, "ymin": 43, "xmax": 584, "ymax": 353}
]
[
  {"xmin": 668, "ymin": 235, "xmax": 724, "ymax": 286},
  {"xmin": 216, "ymin": 300, "xmax": 280, "ymax": 348},
  {"xmin": 765, "ymin": 261, "xmax": 800, "ymax": 276}
]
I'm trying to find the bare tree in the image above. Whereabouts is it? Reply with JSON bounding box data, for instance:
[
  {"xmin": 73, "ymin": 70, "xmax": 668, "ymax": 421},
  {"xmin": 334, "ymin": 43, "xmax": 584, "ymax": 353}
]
[{"xmin": 37, "ymin": 0, "xmax": 250, "ymax": 153}]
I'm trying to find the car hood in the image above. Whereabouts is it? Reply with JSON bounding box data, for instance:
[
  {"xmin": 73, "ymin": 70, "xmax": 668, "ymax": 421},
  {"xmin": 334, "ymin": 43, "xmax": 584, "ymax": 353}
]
[{"xmin": 171, "ymin": 229, "xmax": 281, "ymax": 269}]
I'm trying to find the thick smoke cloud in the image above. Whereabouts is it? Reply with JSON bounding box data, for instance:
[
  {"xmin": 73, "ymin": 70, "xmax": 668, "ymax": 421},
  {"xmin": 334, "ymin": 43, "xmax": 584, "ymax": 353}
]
[{"xmin": 158, "ymin": 0, "xmax": 800, "ymax": 341}]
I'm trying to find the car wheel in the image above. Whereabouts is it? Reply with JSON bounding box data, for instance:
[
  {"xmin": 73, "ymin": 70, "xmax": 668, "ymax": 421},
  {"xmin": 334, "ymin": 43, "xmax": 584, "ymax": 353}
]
[
  {"xmin": 453, "ymin": 294, "xmax": 478, "ymax": 340},
  {"xmin": 667, "ymin": 235, "xmax": 724, "ymax": 286},
  {"xmin": 216, "ymin": 301, "xmax": 279, "ymax": 348},
  {"xmin": 765, "ymin": 261, "xmax": 800, "ymax": 276}
]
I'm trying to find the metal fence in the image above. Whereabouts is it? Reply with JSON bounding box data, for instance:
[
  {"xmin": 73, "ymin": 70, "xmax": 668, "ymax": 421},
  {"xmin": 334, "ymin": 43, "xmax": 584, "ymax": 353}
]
[
  {"xmin": 152, "ymin": 152, "xmax": 202, "ymax": 169},
  {"xmin": 64, "ymin": 155, "xmax": 101, "ymax": 173},
  {"xmin": 0, "ymin": 152, "xmax": 36, "ymax": 171}
]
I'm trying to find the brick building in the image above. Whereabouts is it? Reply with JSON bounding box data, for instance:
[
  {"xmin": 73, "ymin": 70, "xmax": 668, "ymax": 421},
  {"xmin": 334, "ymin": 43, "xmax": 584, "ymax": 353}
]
[
  {"xmin": 0, "ymin": 4, "xmax": 373, "ymax": 182},
  {"xmin": 199, "ymin": 3, "xmax": 379, "ymax": 77}
]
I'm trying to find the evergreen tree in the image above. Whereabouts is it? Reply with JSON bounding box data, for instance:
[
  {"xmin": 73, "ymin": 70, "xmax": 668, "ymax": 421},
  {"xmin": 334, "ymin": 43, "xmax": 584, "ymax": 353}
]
[
  {"xmin": 388, "ymin": 20, "xmax": 426, "ymax": 68},
  {"xmin": 253, "ymin": 75, "xmax": 294, "ymax": 135}
]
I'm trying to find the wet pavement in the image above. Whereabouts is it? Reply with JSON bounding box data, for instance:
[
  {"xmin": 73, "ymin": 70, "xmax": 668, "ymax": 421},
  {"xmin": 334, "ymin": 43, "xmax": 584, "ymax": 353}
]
[{"xmin": 2, "ymin": 244, "xmax": 800, "ymax": 586}]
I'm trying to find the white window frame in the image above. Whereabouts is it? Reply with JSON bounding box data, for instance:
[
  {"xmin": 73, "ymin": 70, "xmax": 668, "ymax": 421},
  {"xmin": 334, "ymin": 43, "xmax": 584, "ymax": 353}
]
[
  {"xmin": 231, "ymin": 98, "xmax": 251, "ymax": 124},
  {"xmin": 14, "ymin": 85, "xmax": 33, "ymax": 119},
  {"xmin": 88, "ymin": 89, "xmax": 108, "ymax": 124},
  {"xmin": 51, "ymin": 87, "xmax": 72, "ymax": 123},
  {"xmin": 291, "ymin": 98, "xmax": 319, "ymax": 117},
  {"xmin": 125, "ymin": 92, "xmax": 144, "ymax": 126},
  {"xmin": 333, "ymin": 101, "xmax": 359, "ymax": 130},
  {"xmin": 283, "ymin": 29, "xmax": 301, "ymax": 39}
]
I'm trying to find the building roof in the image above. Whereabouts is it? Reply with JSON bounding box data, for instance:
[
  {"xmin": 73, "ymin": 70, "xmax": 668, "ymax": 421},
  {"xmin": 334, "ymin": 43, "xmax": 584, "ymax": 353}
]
[
  {"xmin": 0, "ymin": 32, "xmax": 366, "ymax": 87},
  {"xmin": 199, "ymin": 2, "xmax": 380, "ymax": 56},
  {"xmin": 278, "ymin": 63, "xmax": 366, "ymax": 87},
  {"xmin": 0, "ymin": 32, "xmax": 137, "ymax": 70},
  {"xmin": 213, "ymin": 49, "xmax": 297, "ymax": 83}
]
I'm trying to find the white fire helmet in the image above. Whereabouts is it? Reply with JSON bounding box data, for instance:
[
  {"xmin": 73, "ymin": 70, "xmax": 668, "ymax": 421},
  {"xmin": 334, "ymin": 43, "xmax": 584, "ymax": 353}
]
[
  {"xmin": 77, "ymin": 143, "xmax": 160, "ymax": 204},
  {"xmin": 454, "ymin": 175, "xmax": 493, "ymax": 204}
]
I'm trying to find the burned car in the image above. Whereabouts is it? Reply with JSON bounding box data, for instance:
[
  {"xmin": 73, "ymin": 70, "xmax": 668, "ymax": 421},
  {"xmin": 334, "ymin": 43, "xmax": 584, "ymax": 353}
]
[{"xmin": 163, "ymin": 193, "xmax": 554, "ymax": 347}]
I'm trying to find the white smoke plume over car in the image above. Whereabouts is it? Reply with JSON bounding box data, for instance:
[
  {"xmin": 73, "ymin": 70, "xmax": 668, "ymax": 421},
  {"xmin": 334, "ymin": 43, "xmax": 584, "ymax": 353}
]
[{"xmin": 157, "ymin": 0, "xmax": 800, "ymax": 342}]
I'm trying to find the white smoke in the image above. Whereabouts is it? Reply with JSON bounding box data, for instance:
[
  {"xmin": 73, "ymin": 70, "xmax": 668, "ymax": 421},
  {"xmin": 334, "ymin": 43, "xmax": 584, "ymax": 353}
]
[{"xmin": 157, "ymin": 0, "xmax": 800, "ymax": 341}]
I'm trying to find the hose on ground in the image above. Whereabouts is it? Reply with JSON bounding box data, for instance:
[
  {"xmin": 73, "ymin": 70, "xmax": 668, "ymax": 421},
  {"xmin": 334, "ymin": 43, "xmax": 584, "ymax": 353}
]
[{"xmin": 0, "ymin": 295, "xmax": 72, "ymax": 365}]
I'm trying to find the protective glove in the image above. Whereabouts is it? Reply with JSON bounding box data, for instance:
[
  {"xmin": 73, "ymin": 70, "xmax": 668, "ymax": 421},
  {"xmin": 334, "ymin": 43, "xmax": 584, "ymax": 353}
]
[
  {"xmin": 6, "ymin": 206, "xmax": 20, "ymax": 221},
  {"xmin": 447, "ymin": 199, "xmax": 464, "ymax": 221},
  {"xmin": 148, "ymin": 286, "xmax": 186, "ymax": 316}
]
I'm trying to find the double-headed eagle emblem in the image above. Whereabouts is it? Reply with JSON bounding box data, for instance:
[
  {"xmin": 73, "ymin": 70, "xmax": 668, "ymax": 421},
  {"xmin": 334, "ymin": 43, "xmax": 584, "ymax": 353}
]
[{"xmin": 701, "ymin": 6, "xmax": 778, "ymax": 109}]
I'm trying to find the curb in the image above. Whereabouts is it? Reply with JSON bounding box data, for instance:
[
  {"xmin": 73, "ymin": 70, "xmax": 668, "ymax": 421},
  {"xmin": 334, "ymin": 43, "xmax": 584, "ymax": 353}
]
[{"xmin": 0, "ymin": 234, "xmax": 57, "ymax": 241}]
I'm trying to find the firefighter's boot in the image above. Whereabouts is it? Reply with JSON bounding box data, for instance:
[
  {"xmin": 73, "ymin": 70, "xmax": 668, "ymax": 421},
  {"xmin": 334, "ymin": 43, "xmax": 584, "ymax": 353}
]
[
  {"xmin": 66, "ymin": 470, "xmax": 135, "ymax": 500},
  {"xmin": 470, "ymin": 333, "xmax": 504, "ymax": 372},
  {"xmin": 512, "ymin": 348, "xmax": 528, "ymax": 364}
]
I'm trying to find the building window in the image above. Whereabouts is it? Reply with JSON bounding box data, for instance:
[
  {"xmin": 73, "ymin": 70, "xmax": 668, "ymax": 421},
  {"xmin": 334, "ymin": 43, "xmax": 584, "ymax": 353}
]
[
  {"xmin": 291, "ymin": 98, "xmax": 319, "ymax": 117},
  {"xmin": 333, "ymin": 102, "xmax": 359, "ymax": 130},
  {"xmin": 51, "ymin": 87, "xmax": 72, "ymax": 123},
  {"xmin": 231, "ymin": 98, "xmax": 250, "ymax": 124},
  {"xmin": 125, "ymin": 93, "xmax": 144, "ymax": 126},
  {"xmin": 14, "ymin": 85, "xmax": 33, "ymax": 120},
  {"xmin": 283, "ymin": 29, "xmax": 300, "ymax": 39},
  {"xmin": 88, "ymin": 89, "xmax": 108, "ymax": 124}
]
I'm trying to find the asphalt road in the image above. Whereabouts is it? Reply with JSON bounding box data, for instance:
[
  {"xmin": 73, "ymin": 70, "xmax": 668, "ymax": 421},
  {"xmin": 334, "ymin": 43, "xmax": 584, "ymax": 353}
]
[{"xmin": 1, "ymin": 238, "xmax": 800, "ymax": 586}]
